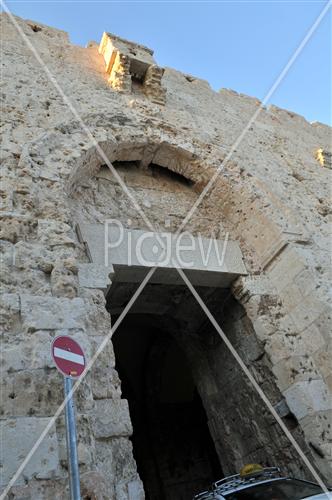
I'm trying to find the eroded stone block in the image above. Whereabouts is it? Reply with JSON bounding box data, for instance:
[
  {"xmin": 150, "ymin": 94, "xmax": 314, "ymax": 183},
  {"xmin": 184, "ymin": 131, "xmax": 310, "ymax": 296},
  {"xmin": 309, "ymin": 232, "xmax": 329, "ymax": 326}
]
[
  {"xmin": 78, "ymin": 263, "xmax": 114, "ymax": 291},
  {"xmin": 284, "ymin": 379, "xmax": 332, "ymax": 420},
  {"xmin": 2, "ymin": 329, "xmax": 90, "ymax": 372},
  {"xmin": 0, "ymin": 293, "xmax": 20, "ymax": 332},
  {"xmin": 0, "ymin": 417, "xmax": 60, "ymax": 487},
  {"xmin": 21, "ymin": 295, "xmax": 85, "ymax": 330},
  {"xmin": 37, "ymin": 219, "xmax": 76, "ymax": 247},
  {"xmin": 92, "ymin": 399, "xmax": 132, "ymax": 438}
]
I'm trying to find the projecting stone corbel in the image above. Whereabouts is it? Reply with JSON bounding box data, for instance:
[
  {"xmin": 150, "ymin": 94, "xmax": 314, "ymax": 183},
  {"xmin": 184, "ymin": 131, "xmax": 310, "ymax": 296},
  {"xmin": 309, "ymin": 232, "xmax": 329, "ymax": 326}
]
[{"xmin": 99, "ymin": 32, "xmax": 166, "ymax": 106}]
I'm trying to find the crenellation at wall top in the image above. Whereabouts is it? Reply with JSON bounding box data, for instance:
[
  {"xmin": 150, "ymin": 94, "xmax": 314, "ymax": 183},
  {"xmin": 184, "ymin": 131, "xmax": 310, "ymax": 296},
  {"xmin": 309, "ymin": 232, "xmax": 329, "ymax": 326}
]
[{"xmin": 1, "ymin": 12, "xmax": 331, "ymax": 139}]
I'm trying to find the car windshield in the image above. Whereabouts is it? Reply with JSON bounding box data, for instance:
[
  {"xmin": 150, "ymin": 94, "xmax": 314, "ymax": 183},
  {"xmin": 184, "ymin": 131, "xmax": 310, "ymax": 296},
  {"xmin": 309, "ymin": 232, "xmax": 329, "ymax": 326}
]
[{"xmin": 225, "ymin": 478, "xmax": 322, "ymax": 500}]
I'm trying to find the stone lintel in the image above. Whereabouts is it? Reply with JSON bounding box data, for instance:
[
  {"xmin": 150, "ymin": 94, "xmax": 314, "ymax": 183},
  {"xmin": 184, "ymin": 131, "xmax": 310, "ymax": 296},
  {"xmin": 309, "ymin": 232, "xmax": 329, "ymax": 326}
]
[{"xmin": 77, "ymin": 223, "xmax": 247, "ymax": 289}]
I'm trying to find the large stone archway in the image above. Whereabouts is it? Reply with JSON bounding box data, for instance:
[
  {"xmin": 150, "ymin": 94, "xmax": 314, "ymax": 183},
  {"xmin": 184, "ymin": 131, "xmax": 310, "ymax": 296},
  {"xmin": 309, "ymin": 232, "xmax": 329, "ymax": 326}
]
[{"xmin": 2, "ymin": 113, "xmax": 331, "ymax": 499}]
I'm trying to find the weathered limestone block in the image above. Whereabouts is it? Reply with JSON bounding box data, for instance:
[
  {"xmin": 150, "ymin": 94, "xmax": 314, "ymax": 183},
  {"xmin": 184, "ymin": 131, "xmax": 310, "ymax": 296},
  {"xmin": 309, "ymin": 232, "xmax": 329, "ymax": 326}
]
[
  {"xmin": 80, "ymin": 471, "xmax": 109, "ymax": 500},
  {"xmin": 57, "ymin": 414, "xmax": 95, "ymax": 467},
  {"xmin": 232, "ymin": 276, "xmax": 286, "ymax": 345},
  {"xmin": 0, "ymin": 240, "xmax": 14, "ymax": 266},
  {"xmin": 91, "ymin": 364, "xmax": 121, "ymax": 400},
  {"xmin": 265, "ymin": 331, "xmax": 304, "ymax": 365},
  {"xmin": 284, "ymin": 379, "xmax": 332, "ymax": 420},
  {"xmin": 95, "ymin": 437, "xmax": 143, "ymax": 495},
  {"xmin": 0, "ymin": 417, "xmax": 60, "ymax": 487},
  {"xmin": 2, "ymin": 330, "xmax": 54, "ymax": 372},
  {"xmin": 232, "ymin": 275, "xmax": 277, "ymax": 301},
  {"xmin": 13, "ymin": 241, "xmax": 54, "ymax": 273},
  {"xmin": 267, "ymin": 246, "xmax": 308, "ymax": 293},
  {"xmin": 0, "ymin": 369, "xmax": 64, "ymax": 417},
  {"xmin": 300, "ymin": 410, "xmax": 332, "ymax": 450},
  {"xmin": 0, "ymin": 181, "xmax": 14, "ymax": 211},
  {"xmin": 288, "ymin": 295, "xmax": 328, "ymax": 333},
  {"xmin": 1, "ymin": 364, "xmax": 93, "ymax": 417},
  {"xmin": 51, "ymin": 258, "xmax": 78, "ymax": 298},
  {"xmin": 0, "ymin": 293, "xmax": 20, "ymax": 332},
  {"xmin": 251, "ymin": 315, "xmax": 276, "ymax": 340},
  {"xmin": 268, "ymin": 323, "xmax": 325, "ymax": 366},
  {"xmin": 5, "ymin": 251, "xmax": 51, "ymax": 295},
  {"xmin": 143, "ymin": 65, "xmax": 166, "ymax": 106},
  {"xmin": 0, "ymin": 213, "xmax": 36, "ymax": 243},
  {"xmin": 272, "ymin": 355, "xmax": 321, "ymax": 392},
  {"xmin": 2, "ymin": 328, "xmax": 91, "ymax": 373},
  {"xmin": 37, "ymin": 219, "xmax": 76, "ymax": 247},
  {"xmin": 92, "ymin": 399, "xmax": 132, "ymax": 438},
  {"xmin": 20, "ymin": 295, "xmax": 85, "ymax": 330},
  {"xmin": 299, "ymin": 411, "xmax": 332, "ymax": 478},
  {"xmin": 78, "ymin": 263, "xmax": 114, "ymax": 292},
  {"xmin": 83, "ymin": 289, "xmax": 114, "ymax": 337},
  {"xmin": 4, "ymin": 479, "xmax": 67, "ymax": 500},
  {"xmin": 313, "ymin": 344, "xmax": 332, "ymax": 381},
  {"xmin": 14, "ymin": 184, "xmax": 39, "ymax": 213},
  {"xmin": 116, "ymin": 479, "xmax": 145, "ymax": 500},
  {"xmin": 314, "ymin": 308, "xmax": 332, "ymax": 344},
  {"xmin": 109, "ymin": 52, "xmax": 132, "ymax": 92}
]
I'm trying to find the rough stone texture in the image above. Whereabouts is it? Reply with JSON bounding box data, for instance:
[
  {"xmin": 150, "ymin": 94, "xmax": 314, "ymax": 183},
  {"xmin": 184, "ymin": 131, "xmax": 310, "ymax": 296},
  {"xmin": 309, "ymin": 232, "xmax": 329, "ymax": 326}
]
[
  {"xmin": 92, "ymin": 399, "xmax": 133, "ymax": 438},
  {"xmin": 0, "ymin": 418, "xmax": 60, "ymax": 487},
  {"xmin": 1, "ymin": 11, "xmax": 331, "ymax": 498}
]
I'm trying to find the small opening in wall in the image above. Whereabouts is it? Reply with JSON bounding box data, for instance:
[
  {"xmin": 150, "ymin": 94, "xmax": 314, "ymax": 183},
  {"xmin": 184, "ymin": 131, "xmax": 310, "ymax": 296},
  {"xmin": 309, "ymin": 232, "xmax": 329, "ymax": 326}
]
[
  {"xmin": 129, "ymin": 59, "xmax": 147, "ymax": 93},
  {"xmin": 149, "ymin": 163, "xmax": 194, "ymax": 187},
  {"xmin": 111, "ymin": 160, "xmax": 140, "ymax": 170},
  {"xmin": 131, "ymin": 75, "xmax": 145, "ymax": 94},
  {"xmin": 283, "ymin": 411, "xmax": 298, "ymax": 430},
  {"xmin": 184, "ymin": 75, "xmax": 196, "ymax": 83},
  {"xmin": 29, "ymin": 24, "xmax": 42, "ymax": 32}
]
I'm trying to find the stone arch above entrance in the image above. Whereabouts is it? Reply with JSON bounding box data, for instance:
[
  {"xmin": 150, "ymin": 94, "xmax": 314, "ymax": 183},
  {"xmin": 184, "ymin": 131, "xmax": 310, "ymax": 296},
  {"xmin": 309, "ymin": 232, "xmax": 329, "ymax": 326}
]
[{"xmin": 15, "ymin": 114, "xmax": 332, "ymax": 485}]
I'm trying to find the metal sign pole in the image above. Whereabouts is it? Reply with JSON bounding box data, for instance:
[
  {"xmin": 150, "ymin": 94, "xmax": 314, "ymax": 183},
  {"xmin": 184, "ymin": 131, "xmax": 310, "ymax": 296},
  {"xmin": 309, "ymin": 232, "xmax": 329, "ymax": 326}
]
[{"xmin": 64, "ymin": 376, "xmax": 81, "ymax": 500}]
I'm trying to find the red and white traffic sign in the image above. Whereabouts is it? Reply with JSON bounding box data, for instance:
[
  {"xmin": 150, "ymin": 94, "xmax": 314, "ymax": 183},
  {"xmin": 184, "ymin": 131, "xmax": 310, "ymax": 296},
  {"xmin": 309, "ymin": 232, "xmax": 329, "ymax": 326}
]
[{"xmin": 51, "ymin": 336, "xmax": 86, "ymax": 378}]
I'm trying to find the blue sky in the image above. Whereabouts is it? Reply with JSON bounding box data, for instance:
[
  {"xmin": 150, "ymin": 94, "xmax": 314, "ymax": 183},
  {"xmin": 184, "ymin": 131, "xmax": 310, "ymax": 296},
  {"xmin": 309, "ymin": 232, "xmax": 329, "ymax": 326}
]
[{"xmin": 4, "ymin": 1, "xmax": 332, "ymax": 125}]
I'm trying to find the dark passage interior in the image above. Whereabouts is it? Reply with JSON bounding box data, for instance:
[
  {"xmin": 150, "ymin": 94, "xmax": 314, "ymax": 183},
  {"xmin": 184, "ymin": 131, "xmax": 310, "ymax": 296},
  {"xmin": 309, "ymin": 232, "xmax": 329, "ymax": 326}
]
[
  {"xmin": 112, "ymin": 314, "xmax": 223, "ymax": 500},
  {"xmin": 107, "ymin": 279, "xmax": 303, "ymax": 495}
]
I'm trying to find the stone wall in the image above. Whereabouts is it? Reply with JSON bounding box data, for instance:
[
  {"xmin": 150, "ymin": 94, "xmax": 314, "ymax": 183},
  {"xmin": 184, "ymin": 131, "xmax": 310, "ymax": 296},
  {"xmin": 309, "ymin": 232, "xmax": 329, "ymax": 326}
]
[{"xmin": 1, "ymin": 12, "xmax": 331, "ymax": 498}]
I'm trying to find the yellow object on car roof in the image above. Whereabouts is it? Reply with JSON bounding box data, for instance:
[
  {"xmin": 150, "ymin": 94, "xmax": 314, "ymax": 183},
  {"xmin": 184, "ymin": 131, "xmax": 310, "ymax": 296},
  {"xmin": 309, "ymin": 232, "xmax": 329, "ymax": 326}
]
[{"xmin": 240, "ymin": 464, "xmax": 264, "ymax": 477}]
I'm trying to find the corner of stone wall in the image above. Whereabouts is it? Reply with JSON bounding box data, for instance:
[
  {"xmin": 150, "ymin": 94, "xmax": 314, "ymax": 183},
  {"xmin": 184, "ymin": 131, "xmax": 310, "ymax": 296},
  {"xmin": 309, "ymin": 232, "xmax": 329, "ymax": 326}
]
[{"xmin": 232, "ymin": 243, "xmax": 332, "ymax": 480}]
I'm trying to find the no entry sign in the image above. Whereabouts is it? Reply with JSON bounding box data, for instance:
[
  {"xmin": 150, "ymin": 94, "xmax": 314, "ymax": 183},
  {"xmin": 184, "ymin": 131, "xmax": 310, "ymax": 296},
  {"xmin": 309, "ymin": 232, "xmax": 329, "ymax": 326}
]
[{"xmin": 51, "ymin": 336, "xmax": 86, "ymax": 378}]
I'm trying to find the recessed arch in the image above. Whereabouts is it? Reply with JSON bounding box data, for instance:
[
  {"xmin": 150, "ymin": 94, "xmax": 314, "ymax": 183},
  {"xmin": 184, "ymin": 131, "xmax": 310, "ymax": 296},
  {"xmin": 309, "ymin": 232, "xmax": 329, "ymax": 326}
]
[{"xmin": 18, "ymin": 113, "xmax": 330, "ymax": 485}]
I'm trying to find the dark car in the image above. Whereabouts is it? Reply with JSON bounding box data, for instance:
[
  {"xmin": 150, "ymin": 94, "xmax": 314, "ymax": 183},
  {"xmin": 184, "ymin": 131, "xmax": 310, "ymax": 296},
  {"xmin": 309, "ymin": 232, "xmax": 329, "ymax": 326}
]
[{"xmin": 193, "ymin": 466, "xmax": 331, "ymax": 500}]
